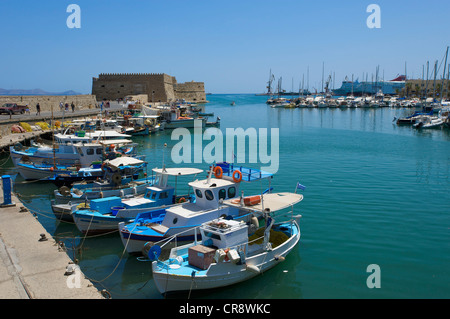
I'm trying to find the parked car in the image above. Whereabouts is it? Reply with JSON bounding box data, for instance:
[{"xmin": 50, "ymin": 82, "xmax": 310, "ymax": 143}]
[{"xmin": 0, "ymin": 103, "xmax": 27, "ymax": 115}]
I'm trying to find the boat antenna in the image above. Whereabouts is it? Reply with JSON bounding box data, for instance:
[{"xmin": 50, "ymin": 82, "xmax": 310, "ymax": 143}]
[
  {"xmin": 206, "ymin": 164, "xmax": 213, "ymax": 184},
  {"xmin": 162, "ymin": 143, "xmax": 167, "ymax": 172}
]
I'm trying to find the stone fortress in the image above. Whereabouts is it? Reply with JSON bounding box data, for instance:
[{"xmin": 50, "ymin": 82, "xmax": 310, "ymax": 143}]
[{"xmin": 92, "ymin": 73, "xmax": 207, "ymax": 103}]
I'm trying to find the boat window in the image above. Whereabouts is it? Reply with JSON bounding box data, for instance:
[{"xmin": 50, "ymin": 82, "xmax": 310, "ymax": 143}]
[
  {"xmin": 96, "ymin": 148, "xmax": 102, "ymax": 154},
  {"xmin": 160, "ymin": 191, "xmax": 168, "ymax": 199},
  {"xmin": 204, "ymin": 231, "xmax": 221, "ymax": 240},
  {"xmin": 228, "ymin": 187, "xmax": 236, "ymax": 198},
  {"xmin": 195, "ymin": 189, "xmax": 203, "ymax": 198},
  {"xmin": 86, "ymin": 149, "xmax": 94, "ymax": 155},
  {"xmin": 173, "ymin": 217, "xmax": 178, "ymax": 224},
  {"xmin": 151, "ymin": 192, "xmax": 157, "ymax": 199},
  {"xmin": 218, "ymin": 189, "xmax": 226, "ymax": 200},
  {"xmin": 205, "ymin": 190, "xmax": 214, "ymax": 201}
]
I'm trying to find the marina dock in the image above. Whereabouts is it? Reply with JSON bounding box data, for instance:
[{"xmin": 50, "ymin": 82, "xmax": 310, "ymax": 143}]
[{"xmin": 0, "ymin": 180, "xmax": 103, "ymax": 299}]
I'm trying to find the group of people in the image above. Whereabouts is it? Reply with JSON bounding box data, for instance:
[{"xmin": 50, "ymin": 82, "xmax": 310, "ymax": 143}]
[
  {"xmin": 59, "ymin": 101, "xmax": 76, "ymax": 113},
  {"xmin": 30, "ymin": 101, "xmax": 76, "ymax": 116}
]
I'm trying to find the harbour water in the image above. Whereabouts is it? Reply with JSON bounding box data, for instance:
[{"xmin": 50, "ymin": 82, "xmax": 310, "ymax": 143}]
[{"xmin": 2, "ymin": 94, "xmax": 450, "ymax": 299}]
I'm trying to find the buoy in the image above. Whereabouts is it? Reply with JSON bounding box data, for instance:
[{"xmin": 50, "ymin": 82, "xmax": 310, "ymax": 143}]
[
  {"xmin": 232, "ymin": 170, "xmax": 242, "ymax": 183},
  {"xmin": 214, "ymin": 166, "xmax": 223, "ymax": 178},
  {"xmin": 246, "ymin": 264, "xmax": 260, "ymax": 274}
]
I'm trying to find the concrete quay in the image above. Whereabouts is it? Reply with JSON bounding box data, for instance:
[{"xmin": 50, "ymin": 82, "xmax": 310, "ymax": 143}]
[
  {"xmin": 0, "ymin": 104, "xmax": 124, "ymax": 151},
  {"xmin": 0, "ymin": 180, "xmax": 103, "ymax": 299}
]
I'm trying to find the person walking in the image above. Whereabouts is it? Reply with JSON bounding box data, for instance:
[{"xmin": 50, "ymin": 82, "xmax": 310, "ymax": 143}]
[
  {"xmin": 71, "ymin": 102, "xmax": 75, "ymax": 113},
  {"xmin": 36, "ymin": 103, "xmax": 41, "ymax": 115}
]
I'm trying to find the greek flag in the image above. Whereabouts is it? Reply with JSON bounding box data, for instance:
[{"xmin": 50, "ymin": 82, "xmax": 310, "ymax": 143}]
[{"xmin": 296, "ymin": 182, "xmax": 306, "ymax": 191}]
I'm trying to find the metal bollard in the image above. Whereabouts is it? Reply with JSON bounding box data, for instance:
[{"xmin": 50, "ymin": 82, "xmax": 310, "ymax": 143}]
[{"xmin": 1, "ymin": 175, "xmax": 15, "ymax": 207}]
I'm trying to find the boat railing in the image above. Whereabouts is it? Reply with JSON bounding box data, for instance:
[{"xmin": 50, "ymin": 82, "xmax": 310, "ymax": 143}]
[{"xmin": 216, "ymin": 162, "xmax": 273, "ymax": 182}]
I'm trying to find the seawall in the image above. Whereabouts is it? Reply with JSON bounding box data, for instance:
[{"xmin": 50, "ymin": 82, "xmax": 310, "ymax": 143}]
[
  {"xmin": 0, "ymin": 95, "xmax": 98, "ymax": 113},
  {"xmin": 0, "ymin": 179, "xmax": 104, "ymax": 299}
]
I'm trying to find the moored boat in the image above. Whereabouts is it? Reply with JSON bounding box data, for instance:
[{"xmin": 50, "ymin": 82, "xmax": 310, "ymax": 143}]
[
  {"xmin": 118, "ymin": 163, "xmax": 275, "ymax": 255},
  {"xmin": 151, "ymin": 197, "xmax": 302, "ymax": 294},
  {"xmin": 71, "ymin": 167, "xmax": 203, "ymax": 234}
]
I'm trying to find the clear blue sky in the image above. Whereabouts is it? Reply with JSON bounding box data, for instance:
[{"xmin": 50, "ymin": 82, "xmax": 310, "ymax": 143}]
[{"xmin": 1, "ymin": 0, "xmax": 449, "ymax": 94}]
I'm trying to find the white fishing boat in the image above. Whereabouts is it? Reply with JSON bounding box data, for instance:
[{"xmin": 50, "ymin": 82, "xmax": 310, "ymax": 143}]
[
  {"xmin": 118, "ymin": 163, "xmax": 275, "ymax": 255},
  {"xmin": 71, "ymin": 167, "xmax": 203, "ymax": 234},
  {"xmin": 159, "ymin": 107, "xmax": 206, "ymax": 129},
  {"xmin": 10, "ymin": 129, "xmax": 134, "ymax": 168},
  {"xmin": 151, "ymin": 193, "xmax": 303, "ymax": 294}
]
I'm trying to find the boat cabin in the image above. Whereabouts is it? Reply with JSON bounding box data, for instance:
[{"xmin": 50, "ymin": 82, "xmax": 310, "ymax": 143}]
[
  {"xmin": 188, "ymin": 178, "xmax": 239, "ymax": 210},
  {"xmin": 200, "ymin": 219, "xmax": 248, "ymax": 250}
]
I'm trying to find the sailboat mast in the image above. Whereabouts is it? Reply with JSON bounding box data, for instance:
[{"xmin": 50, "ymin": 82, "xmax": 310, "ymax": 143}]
[
  {"xmin": 51, "ymin": 105, "xmax": 56, "ymax": 169},
  {"xmin": 440, "ymin": 46, "xmax": 449, "ymax": 101}
]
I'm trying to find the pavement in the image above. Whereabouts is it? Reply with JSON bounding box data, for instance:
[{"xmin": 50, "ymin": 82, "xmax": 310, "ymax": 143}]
[
  {"xmin": 0, "ymin": 179, "xmax": 103, "ymax": 299},
  {"xmin": 0, "ymin": 104, "xmax": 125, "ymax": 124}
]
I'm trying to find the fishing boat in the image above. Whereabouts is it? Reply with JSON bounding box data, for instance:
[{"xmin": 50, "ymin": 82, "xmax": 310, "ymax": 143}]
[
  {"xmin": 50, "ymin": 157, "xmax": 151, "ymax": 221},
  {"xmin": 151, "ymin": 194, "xmax": 302, "ymax": 294},
  {"xmin": 16, "ymin": 162, "xmax": 87, "ymax": 181},
  {"xmin": 205, "ymin": 116, "xmax": 221, "ymax": 127},
  {"xmin": 118, "ymin": 163, "xmax": 275, "ymax": 255},
  {"xmin": 48, "ymin": 162, "xmax": 104, "ymax": 187},
  {"xmin": 10, "ymin": 130, "xmax": 134, "ymax": 168},
  {"xmin": 71, "ymin": 167, "xmax": 203, "ymax": 234},
  {"xmin": 160, "ymin": 107, "xmax": 206, "ymax": 129}
]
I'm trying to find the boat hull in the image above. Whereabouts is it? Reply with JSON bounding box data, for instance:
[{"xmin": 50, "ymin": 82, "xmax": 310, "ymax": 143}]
[
  {"xmin": 53, "ymin": 179, "xmax": 153, "ymax": 205},
  {"xmin": 17, "ymin": 163, "xmax": 70, "ymax": 180},
  {"xmin": 164, "ymin": 119, "xmax": 205, "ymax": 129}
]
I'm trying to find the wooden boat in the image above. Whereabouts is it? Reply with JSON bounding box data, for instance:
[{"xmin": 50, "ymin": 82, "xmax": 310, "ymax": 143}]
[
  {"xmin": 71, "ymin": 167, "xmax": 203, "ymax": 234},
  {"xmin": 118, "ymin": 164, "xmax": 277, "ymax": 255},
  {"xmin": 151, "ymin": 199, "xmax": 302, "ymax": 294}
]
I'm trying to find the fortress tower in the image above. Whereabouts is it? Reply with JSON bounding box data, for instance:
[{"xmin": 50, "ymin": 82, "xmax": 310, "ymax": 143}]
[{"xmin": 92, "ymin": 73, "xmax": 206, "ymax": 103}]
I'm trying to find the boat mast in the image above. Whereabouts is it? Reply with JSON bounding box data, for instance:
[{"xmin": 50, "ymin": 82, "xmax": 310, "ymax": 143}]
[
  {"xmin": 425, "ymin": 61, "xmax": 430, "ymax": 99},
  {"xmin": 433, "ymin": 60, "xmax": 438, "ymax": 100},
  {"xmin": 439, "ymin": 46, "xmax": 449, "ymax": 102},
  {"xmin": 51, "ymin": 105, "xmax": 57, "ymax": 170}
]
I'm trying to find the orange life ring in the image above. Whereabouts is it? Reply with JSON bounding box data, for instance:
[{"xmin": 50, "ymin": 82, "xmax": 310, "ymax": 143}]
[
  {"xmin": 179, "ymin": 197, "xmax": 186, "ymax": 203},
  {"xmin": 214, "ymin": 166, "xmax": 223, "ymax": 179},
  {"xmin": 232, "ymin": 170, "xmax": 242, "ymax": 183}
]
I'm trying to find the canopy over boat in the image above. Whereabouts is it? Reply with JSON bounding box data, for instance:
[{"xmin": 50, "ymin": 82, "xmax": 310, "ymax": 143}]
[
  {"xmin": 104, "ymin": 157, "xmax": 146, "ymax": 169},
  {"xmin": 97, "ymin": 139, "xmax": 133, "ymax": 145},
  {"xmin": 152, "ymin": 167, "xmax": 203, "ymax": 176},
  {"xmin": 223, "ymin": 192, "xmax": 303, "ymax": 213}
]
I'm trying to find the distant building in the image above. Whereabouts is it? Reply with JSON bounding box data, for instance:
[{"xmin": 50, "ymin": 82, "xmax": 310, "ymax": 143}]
[
  {"xmin": 92, "ymin": 73, "xmax": 206, "ymax": 103},
  {"xmin": 402, "ymin": 78, "xmax": 450, "ymax": 98},
  {"xmin": 333, "ymin": 75, "xmax": 406, "ymax": 96}
]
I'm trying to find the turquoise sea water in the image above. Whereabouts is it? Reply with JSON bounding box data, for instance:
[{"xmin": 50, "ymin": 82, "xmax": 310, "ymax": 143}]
[{"xmin": 3, "ymin": 94, "xmax": 450, "ymax": 299}]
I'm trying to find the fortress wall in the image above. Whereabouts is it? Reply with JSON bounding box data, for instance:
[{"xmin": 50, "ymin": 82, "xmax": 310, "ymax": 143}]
[
  {"xmin": 0, "ymin": 95, "xmax": 97, "ymax": 113},
  {"xmin": 92, "ymin": 73, "xmax": 206, "ymax": 103},
  {"xmin": 174, "ymin": 81, "xmax": 206, "ymax": 102}
]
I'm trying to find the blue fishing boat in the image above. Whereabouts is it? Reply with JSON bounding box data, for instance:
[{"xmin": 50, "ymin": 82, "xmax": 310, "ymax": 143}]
[
  {"xmin": 118, "ymin": 163, "xmax": 275, "ymax": 255},
  {"xmin": 152, "ymin": 210, "xmax": 302, "ymax": 294},
  {"xmin": 51, "ymin": 157, "xmax": 150, "ymax": 221},
  {"xmin": 71, "ymin": 167, "xmax": 203, "ymax": 234}
]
